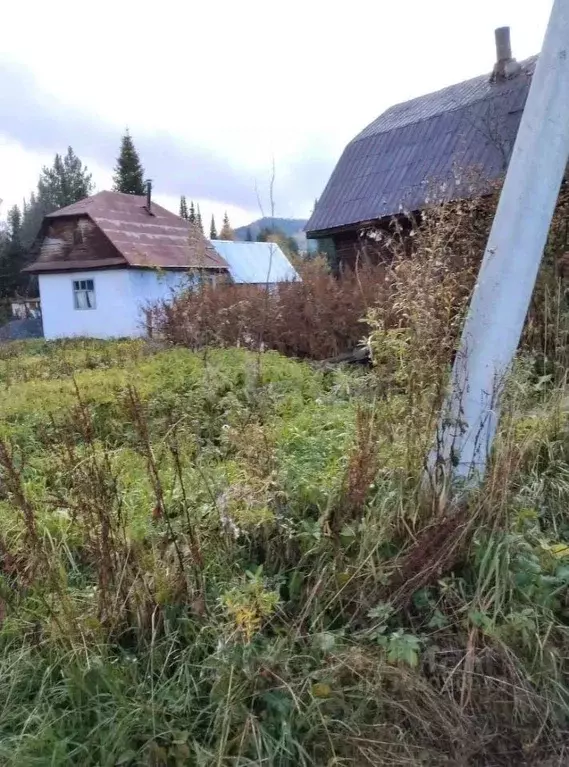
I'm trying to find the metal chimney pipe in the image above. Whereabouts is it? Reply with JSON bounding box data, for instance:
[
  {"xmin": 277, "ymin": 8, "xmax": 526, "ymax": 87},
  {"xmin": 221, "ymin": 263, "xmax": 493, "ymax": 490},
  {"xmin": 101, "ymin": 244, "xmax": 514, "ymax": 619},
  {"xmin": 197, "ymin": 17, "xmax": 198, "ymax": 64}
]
[
  {"xmin": 146, "ymin": 179, "xmax": 152, "ymax": 212},
  {"xmin": 492, "ymin": 26, "xmax": 520, "ymax": 81},
  {"xmin": 495, "ymin": 26, "xmax": 512, "ymax": 62}
]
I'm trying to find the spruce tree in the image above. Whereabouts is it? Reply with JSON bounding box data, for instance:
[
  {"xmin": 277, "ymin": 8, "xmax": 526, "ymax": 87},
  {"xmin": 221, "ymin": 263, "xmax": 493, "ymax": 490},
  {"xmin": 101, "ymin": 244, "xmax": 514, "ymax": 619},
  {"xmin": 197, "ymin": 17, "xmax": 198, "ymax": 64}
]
[
  {"xmin": 19, "ymin": 193, "xmax": 42, "ymax": 249},
  {"xmin": 210, "ymin": 214, "xmax": 218, "ymax": 240},
  {"xmin": 196, "ymin": 205, "xmax": 204, "ymax": 234},
  {"xmin": 7, "ymin": 205, "xmax": 21, "ymax": 244},
  {"xmin": 37, "ymin": 147, "xmax": 94, "ymax": 211},
  {"xmin": 0, "ymin": 205, "xmax": 27, "ymax": 298},
  {"xmin": 189, "ymin": 201, "xmax": 196, "ymax": 225},
  {"xmin": 179, "ymin": 195, "xmax": 188, "ymax": 220},
  {"xmin": 17, "ymin": 148, "xmax": 94, "ymax": 248},
  {"xmin": 219, "ymin": 211, "xmax": 235, "ymax": 241},
  {"xmin": 1, "ymin": 148, "xmax": 93, "ymax": 297},
  {"xmin": 113, "ymin": 130, "xmax": 145, "ymax": 195}
]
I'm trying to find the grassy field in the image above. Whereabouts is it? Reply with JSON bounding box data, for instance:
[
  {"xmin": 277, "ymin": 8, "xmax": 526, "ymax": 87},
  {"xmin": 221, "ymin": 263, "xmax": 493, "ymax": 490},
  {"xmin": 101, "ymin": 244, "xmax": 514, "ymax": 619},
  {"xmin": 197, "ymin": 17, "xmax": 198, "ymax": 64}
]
[{"xmin": 0, "ymin": 338, "xmax": 568, "ymax": 765}]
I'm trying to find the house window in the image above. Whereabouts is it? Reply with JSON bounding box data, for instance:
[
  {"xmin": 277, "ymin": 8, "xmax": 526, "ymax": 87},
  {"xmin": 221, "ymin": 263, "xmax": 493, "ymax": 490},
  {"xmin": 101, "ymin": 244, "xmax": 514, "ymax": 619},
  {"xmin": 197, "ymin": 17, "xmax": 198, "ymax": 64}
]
[{"xmin": 73, "ymin": 279, "xmax": 96, "ymax": 310}]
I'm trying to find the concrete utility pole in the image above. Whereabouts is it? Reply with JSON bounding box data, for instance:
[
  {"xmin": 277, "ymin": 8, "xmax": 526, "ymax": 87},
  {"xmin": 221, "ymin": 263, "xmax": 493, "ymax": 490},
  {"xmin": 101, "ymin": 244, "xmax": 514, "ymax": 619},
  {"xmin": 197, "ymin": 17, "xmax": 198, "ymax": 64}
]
[{"xmin": 434, "ymin": 0, "xmax": 569, "ymax": 483}]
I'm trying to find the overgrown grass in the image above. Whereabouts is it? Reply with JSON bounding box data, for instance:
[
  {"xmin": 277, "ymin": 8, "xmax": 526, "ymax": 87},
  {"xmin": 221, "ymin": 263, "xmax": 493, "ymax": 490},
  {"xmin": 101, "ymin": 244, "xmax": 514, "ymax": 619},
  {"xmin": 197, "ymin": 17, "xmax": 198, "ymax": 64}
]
[{"xmin": 0, "ymin": 335, "xmax": 568, "ymax": 766}]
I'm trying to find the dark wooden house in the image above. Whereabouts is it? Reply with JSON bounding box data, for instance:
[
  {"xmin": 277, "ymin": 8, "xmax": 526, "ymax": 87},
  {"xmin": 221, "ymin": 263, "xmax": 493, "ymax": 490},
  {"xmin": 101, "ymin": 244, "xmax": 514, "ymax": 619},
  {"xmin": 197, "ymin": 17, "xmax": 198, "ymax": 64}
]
[{"xmin": 306, "ymin": 28, "xmax": 537, "ymax": 268}]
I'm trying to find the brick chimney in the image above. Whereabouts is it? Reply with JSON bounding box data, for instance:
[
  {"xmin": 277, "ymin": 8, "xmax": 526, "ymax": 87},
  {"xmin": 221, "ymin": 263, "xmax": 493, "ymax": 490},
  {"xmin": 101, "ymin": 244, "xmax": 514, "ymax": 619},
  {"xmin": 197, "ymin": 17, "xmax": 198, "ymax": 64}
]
[{"xmin": 492, "ymin": 27, "xmax": 521, "ymax": 81}]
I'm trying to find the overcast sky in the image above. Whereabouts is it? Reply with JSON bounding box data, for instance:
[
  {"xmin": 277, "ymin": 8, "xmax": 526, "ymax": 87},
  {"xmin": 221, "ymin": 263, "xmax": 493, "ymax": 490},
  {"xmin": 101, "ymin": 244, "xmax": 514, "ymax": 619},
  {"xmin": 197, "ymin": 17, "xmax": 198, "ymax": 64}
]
[{"xmin": 0, "ymin": 0, "xmax": 553, "ymax": 227}]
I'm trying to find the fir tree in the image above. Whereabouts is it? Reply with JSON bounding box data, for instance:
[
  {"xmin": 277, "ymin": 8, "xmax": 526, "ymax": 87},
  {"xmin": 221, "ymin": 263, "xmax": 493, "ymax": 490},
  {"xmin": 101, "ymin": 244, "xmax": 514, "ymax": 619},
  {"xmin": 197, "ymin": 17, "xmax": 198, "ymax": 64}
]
[
  {"xmin": 196, "ymin": 205, "xmax": 204, "ymax": 234},
  {"xmin": 0, "ymin": 148, "xmax": 93, "ymax": 297},
  {"xmin": 20, "ymin": 192, "xmax": 44, "ymax": 249},
  {"xmin": 210, "ymin": 214, "xmax": 218, "ymax": 240},
  {"xmin": 179, "ymin": 195, "xmax": 188, "ymax": 220},
  {"xmin": 189, "ymin": 200, "xmax": 197, "ymax": 225},
  {"xmin": 113, "ymin": 130, "xmax": 145, "ymax": 195},
  {"xmin": 15, "ymin": 148, "xmax": 94, "ymax": 251},
  {"xmin": 7, "ymin": 205, "xmax": 21, "ymax": 243},
  {"xmin": 0, "ymin": 205, "xmax": 27, "ymax": 298},
  {"xmin": 245, "ymin": 227, "xmax": 253, "ymax": 242},
  {"xmin": 219, "ymin": 211, "xmax": 235, "ymax": 241},
  {"xmin": 37, "ymin": 147, "xmax": 94, "ymax": 211}
]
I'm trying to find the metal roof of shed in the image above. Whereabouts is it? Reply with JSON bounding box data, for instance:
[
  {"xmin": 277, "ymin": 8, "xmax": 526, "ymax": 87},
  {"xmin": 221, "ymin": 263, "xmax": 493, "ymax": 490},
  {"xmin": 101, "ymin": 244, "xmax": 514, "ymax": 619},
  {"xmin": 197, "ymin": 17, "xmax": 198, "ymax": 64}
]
[
  {"xmin": 306, "ymin": 56, "xmax": 537, "ymax": 237},
  {"xmin": 210, "ymin": 241, "xmax": 299, "ymax": 284}
]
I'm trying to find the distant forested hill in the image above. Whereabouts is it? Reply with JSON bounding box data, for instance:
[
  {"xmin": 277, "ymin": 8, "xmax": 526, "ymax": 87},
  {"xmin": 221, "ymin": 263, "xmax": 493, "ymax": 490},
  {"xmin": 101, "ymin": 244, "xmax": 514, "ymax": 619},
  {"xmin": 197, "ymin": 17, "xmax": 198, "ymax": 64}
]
[{"xmin": 234, "ymin": 217, "xmax": 309, "ymax": 251}]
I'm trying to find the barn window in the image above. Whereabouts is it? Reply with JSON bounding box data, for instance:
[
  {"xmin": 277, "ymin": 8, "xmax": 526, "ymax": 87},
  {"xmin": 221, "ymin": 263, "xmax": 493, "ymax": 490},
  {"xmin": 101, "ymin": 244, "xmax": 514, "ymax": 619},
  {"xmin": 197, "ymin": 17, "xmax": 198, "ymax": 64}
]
[{"xmin": 73, "ymin": 279, "xmax": 96, "ymax": 310}]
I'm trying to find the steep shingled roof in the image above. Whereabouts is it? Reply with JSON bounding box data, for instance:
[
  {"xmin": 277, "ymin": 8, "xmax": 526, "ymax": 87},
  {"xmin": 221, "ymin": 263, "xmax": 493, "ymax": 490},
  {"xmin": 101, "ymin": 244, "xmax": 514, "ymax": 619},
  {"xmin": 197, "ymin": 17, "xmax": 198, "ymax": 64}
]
[
  {"xmin": 28, "ymin": 191, "xmax": 227, "ymax": 272},
  {"xmin": 306, "ymin": 57, "xmax": 537, "ymax": 237}
]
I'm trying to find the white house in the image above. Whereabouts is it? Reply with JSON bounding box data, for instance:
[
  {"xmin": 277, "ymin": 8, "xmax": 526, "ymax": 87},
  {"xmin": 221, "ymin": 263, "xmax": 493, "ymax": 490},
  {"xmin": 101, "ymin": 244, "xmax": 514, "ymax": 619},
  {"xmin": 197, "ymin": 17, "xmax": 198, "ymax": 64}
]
[
  {"xmin": 26, "ymin": 190, "xmax": 301, "ymax": 340},
  {"xmin": 25, "ymin": 189, "xmax": 228, "ymax": 339}
]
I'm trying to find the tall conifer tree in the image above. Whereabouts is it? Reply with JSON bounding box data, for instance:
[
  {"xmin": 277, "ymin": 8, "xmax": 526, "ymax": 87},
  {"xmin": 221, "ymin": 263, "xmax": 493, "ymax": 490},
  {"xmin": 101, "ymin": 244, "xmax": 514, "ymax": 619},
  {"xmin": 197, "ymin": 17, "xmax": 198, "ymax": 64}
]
[{"xmin": 113, "ymin": 130, "xmax": 145, "ymax": 195}]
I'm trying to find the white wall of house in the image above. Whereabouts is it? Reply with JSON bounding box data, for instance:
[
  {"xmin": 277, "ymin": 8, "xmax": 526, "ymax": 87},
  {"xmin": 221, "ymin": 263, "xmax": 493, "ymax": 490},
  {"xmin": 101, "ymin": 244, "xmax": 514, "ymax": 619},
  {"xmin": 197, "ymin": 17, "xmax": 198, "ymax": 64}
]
[{"xmin": 39, "ymin": 268, "xmax": 190, "ymax": 340}]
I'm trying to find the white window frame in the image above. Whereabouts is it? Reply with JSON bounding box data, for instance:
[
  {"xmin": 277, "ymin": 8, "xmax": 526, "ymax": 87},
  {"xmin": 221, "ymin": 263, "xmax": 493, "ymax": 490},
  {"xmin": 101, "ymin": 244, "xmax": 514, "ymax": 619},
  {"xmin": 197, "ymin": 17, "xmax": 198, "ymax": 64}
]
[{"xmin": 72, "ymin": 279, "xmax": 96, "ymax": 310}]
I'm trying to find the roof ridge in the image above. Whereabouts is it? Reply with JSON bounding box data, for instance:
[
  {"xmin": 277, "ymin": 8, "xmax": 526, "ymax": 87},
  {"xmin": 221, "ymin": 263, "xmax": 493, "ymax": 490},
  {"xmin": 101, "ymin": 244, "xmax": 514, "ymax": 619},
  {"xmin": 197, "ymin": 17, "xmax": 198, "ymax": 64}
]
[
  {"xmin": 353, "ymin": 54, "xmax": 538, "ymax": 141},
  {"xmin": 352, "ymin": 88, "xmax": 517, "ymax": 144}
]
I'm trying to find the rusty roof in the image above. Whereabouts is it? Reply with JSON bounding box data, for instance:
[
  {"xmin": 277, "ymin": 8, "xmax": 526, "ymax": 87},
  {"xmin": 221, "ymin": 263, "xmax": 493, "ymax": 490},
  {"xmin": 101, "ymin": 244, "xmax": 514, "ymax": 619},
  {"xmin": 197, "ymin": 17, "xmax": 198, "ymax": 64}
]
[
  {"xmin": 31, "ymin": 190, "xmax": 227, "ymax": 272},
  {"xmin": 306, "ymin": 56, "xmax": 537, "ymax": 237}
]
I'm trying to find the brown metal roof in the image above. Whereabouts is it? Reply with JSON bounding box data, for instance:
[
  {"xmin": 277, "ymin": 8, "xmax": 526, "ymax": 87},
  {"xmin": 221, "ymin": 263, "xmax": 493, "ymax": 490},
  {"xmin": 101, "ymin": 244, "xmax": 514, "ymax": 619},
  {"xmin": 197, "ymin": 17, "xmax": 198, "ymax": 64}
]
[{"xmin": 29, "ymin": 190, "xmax": 228, "ymax": 272}]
